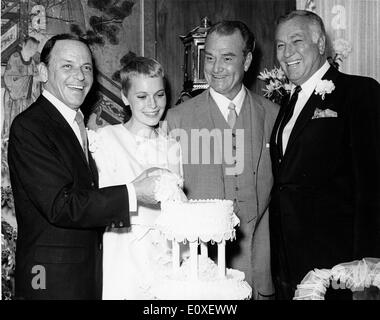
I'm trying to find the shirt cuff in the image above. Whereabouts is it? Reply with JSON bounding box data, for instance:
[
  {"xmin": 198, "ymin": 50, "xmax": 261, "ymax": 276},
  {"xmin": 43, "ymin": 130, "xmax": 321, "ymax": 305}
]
[{"xmin": 126, "ymin": 183, "xmax": 137, "ymax": 212}]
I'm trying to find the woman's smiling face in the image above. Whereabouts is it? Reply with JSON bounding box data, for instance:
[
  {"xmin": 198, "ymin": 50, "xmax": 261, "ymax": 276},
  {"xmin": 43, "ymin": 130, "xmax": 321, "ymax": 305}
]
[{"xmin": 123, "ymin": 75, "xmax": 166, "ymax": 130}]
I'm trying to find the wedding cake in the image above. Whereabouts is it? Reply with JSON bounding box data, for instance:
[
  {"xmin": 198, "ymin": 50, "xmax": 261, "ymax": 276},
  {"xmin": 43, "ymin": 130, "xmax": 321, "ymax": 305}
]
[{"xmin": 150, "ymin": 199, "xmax": 252, "ymax": 300}]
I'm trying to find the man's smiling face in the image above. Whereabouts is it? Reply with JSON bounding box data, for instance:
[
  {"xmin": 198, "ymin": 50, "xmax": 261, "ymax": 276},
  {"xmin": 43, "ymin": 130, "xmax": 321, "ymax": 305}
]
[
  {"xmin": 204, "ymin": 30, "xmax": 252, "ymax": 100},
  {"xmin": 275, "ymin": 16, "xmax": 325, "ymax": 85},
  {"xmin": 42, "ymin": 39, "xmax": 93, "ymax": 110}
]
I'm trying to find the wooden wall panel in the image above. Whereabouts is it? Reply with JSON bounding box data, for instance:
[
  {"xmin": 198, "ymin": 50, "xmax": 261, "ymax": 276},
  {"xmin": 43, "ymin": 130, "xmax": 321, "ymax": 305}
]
[{"xmin": 154, "ymin": 0, "xmax": 296, "ymax": 106}]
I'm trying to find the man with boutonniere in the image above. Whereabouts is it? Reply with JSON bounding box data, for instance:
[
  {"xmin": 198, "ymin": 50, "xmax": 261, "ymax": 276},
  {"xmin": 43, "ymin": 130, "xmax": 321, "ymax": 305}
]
[{"xmin": 269, "ymin": 10, "xmax": 380, "ymax": 300}]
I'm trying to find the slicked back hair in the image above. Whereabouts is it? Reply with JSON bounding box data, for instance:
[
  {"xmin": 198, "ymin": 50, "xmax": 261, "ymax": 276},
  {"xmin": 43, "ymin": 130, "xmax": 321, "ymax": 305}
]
[
  {"xmin": 207, "ymin": 20, "xmax": 255, "ymax": 57},
  {"xmin": 276, "ymin": 10, "xmax": 327, "ymax": 40},
  {"xmin": 40, "ymin": 33, "xmax": 91, "ymax": 66}
]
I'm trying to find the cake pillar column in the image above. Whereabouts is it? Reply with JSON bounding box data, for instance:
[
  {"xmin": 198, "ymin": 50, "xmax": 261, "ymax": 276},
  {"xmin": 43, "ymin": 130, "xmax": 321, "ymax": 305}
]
[
  {"xmin": 172, "ymin": 241, "xmax": 180, "ymax": 273},
  {"xmin": 200, "ymin": 242, "xmax": 208, "ymax": 257},
  {"xmin": 190, "ymin": 241, "xmax": 198, "ymax": 280},
  {"xmin": 218, "ymin": 240, "xmax": 226, "ymax": 278}
]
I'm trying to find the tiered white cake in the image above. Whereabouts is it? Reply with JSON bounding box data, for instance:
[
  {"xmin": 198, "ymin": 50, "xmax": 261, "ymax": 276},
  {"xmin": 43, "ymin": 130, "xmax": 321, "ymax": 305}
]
[{"xmin": 150, "ymin": 199, "xmax": 252, "ymax": 300}]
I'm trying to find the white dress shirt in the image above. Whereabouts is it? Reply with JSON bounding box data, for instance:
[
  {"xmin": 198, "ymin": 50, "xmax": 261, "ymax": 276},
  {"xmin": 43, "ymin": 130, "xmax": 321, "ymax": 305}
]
[
  {"xmin": 209, "ymin": 85, "xmax": 246, "ymax": 121},
  {"xmin": 42, "ymin": 89, "xmax": 137, "ymax": 212},
  {"xmin": 282, "ymin": 61, "xmax": 330, "ymax": 152},
  {"xmin": 42, "ymin": 90, "xmax": 84, "ymax": 148}
]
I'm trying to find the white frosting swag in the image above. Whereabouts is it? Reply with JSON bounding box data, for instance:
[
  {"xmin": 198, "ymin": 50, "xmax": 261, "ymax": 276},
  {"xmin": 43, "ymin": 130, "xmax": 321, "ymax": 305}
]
[{"xmin": 294, "ymin": 258, "xmax": 380, "ymax": 300}]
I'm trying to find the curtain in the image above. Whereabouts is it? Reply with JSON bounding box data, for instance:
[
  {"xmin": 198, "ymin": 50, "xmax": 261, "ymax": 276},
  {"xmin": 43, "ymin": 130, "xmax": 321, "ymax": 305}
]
[{"xmin": 297, "ymin": 0, "xmax": 380, "ymax": 82}]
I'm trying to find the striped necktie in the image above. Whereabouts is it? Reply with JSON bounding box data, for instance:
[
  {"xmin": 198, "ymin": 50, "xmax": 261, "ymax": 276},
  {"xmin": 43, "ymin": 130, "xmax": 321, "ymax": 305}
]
[{"xmin": 227, "ymin": 102, "xmax": 237, "ymax": 128}]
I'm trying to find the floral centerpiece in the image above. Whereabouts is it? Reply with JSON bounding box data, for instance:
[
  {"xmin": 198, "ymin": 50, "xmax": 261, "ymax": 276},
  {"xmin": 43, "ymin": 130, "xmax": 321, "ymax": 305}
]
[
  {"xmin": 2, "ymin": 220, "xmax": 17, "ymax": 300},
  {"xmin": 257, "ymin": 67, "xmax": 291, "ymax": 105}
]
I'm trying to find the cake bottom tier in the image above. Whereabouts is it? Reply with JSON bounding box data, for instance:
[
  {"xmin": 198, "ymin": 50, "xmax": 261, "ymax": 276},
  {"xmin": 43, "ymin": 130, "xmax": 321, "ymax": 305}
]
[
  {"xmin": 150, "ymin": 254, "xmax": 252, "ymax": 300},
  {"xmin": 150, "ymin": 268, "xmax": 252, "ymax": 300}
]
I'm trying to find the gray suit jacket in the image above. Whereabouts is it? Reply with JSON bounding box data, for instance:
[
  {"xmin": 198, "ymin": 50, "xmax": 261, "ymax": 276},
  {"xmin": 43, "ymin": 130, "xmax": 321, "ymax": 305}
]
[{"xmin": 165, "ymin": 89, "xmax": 279, "ymax": 298}]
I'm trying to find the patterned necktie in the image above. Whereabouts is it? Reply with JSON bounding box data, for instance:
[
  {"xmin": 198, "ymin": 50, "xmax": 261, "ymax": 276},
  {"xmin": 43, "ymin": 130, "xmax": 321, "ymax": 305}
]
[
  {"xmin": 74, "ymin": 111, "xmax": 88, "ymax": 162},
  {"xmin": 227, "ymin": 102, "xmax": 237, "ymax": 128},
  {"xmin": 277, "ymin": 85, "xmax": 301, "ymax": 157}
]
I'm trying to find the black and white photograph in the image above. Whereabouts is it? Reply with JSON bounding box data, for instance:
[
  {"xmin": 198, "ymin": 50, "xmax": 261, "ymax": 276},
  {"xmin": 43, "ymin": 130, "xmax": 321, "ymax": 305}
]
[{"xmin": 1, "ymin": 0, "xmax": 379, "ymax": 307}]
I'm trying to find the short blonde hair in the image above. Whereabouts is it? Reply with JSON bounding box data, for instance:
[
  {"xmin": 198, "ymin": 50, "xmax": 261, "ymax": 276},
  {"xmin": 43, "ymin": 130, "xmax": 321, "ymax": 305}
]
[{"xmin": 119, "ymin": 56, "xmax": 164, "ymax": 96}]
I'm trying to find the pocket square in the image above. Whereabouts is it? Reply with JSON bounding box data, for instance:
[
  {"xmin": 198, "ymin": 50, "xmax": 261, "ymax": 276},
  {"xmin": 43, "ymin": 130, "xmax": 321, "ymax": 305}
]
[{"xmin": 312, "ymin": 108, "xmax": 338, "ymax": 119}]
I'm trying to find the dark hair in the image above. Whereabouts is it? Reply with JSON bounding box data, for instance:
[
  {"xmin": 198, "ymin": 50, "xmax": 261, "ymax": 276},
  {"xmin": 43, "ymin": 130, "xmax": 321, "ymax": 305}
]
[
  {"xmin": 119, "ymin": 56, "xmax": 164, "ymax": 96},
  {"xmin": 40, "ymin": 33, "xmax": 91, "ymax": 66},
  {"xmin": 207, "ymin": 20, "xmax": 255, "ymax": 56},
  {"xmin": 276, "ymin": 10, "xmax": 326, "ymax": 38}
]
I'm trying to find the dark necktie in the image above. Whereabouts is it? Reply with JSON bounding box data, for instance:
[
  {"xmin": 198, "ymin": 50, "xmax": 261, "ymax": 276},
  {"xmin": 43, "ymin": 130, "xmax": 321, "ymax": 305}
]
[
  {"xmin": 277, "ymin": 85, "xmax": 301, "ymax": 157},
  {"xmin": 74, "ymin": 111, "xmax": 88, "ymax": 162},
  {"xmin": 227, "ymin": 102, "xmax": 237, "ymax": 128}
]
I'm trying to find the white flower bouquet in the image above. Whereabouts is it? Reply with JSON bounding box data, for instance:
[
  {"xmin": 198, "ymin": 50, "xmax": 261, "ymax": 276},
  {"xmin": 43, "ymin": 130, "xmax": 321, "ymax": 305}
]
[
  {"xmin": 257, "ymin": 67, "xmax": 291, "ymax": 105},
  {"xmin": 328, "ymin": 38, "xmax": 352, "ymax": 70}
]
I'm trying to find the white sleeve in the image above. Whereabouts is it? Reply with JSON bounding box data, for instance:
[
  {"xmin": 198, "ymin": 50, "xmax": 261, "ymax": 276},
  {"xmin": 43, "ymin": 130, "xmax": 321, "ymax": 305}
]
[
  {"xmin": 126, "ymin": 183, "xmax": 137, "ymax": 212},
  {"xmin": 167, "ymin": 138, "xmax": 183, "ymax": 179}
]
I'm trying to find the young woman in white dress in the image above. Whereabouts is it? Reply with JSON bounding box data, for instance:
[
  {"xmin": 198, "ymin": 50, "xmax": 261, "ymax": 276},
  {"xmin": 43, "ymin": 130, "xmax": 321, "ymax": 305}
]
[{"xmin": 88, "ymin": 57, "xmax": 183, "ymax": 299}]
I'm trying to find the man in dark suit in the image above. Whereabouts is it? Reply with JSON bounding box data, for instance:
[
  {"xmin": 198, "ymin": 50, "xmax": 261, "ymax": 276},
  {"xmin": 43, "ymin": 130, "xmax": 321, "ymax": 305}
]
[
  {"xmin": 166, "ymin": 21, "xmax": 279, "ymax": 299},
  {"xmin": 8, "ymin": 34, "xmax": 163, "ymax": 300},
  {"xmin": 269, "ymin": 10, "xmax": 380, "ymax": 299}
]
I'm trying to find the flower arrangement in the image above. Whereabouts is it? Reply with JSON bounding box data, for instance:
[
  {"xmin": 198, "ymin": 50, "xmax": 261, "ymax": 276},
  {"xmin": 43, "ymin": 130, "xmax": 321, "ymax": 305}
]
[
  {"xmin": 2, "ymin": 220, "xmax": 17, "ymax": 300},
  {"xmin": 1, "ymin": 138, "xmax": 17, "ymax": 299},
  {"xmin": 328, "ymin": 38, "xmax": 352, "ymax": 70},
  {"xmin": 257, "ymin": 67, "xmax": 291, "ymax": 105}
]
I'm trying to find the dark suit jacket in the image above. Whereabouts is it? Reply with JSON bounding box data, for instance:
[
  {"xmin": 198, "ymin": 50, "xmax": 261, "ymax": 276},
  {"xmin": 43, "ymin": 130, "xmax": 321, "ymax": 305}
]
[
  {"xmin": 269, "ymin": 65, "xmax": 380, "ymax": 296},
  {"xmin": 8, "ymin": 95, "xmax": 131, "ymax": 300}
]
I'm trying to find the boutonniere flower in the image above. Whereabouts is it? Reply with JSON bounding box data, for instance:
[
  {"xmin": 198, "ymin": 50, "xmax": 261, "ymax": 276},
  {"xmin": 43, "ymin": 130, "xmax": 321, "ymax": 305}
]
[
  {"xmin": 87, "ymin": 129, "xmax": 102, "ymax": 153},
  {"xmin": 314, "ymin": 80, "xmax": 335, "ymax": 100}
]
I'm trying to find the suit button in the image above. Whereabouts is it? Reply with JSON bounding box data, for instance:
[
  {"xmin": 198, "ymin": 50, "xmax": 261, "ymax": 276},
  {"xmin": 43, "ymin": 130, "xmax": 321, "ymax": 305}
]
[
  {"xmin": 119, "ymin": 221, "xmax": 124, "ymax": 227},
  {"xmin": 235, "ymin": 187, "xmax": 239, "ymax": 191},
  {"xmin": 91, "ymin": 182, "xmax": 95, "ymax": 187},
  {"xmin": 279, "ymin": 186, "xmax": 284, "ymax": 191},
  {"xmin": 279, "ymin": 159, "xmax": 282, "ymax": 163},
  {"xmin": 233, "ymin": 145, "xmax": 236, "ymax": 150}
]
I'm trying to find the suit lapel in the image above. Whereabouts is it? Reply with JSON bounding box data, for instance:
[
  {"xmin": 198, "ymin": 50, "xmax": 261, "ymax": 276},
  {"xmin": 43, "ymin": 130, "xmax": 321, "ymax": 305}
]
[
  {"xmin": 39, "ymin": 95, "xmax": 94, "ymax": 174},
  {"xmin": 194, "ymin": 90, "xmax": 220, "ymax": 130},
  {"xmin": 247, "ymin": 90, "xmax": 264, "ymax": 173},
  {"xmin": 270, "ymin": 94, "xmax": 289, "ymax": 162},
  {"xmin": 195, "ymin": 89, "xmax": 265, "ymax": 172},
  {"xmin": 284, "ymin": 66, "xmax": 339, "ymax": 158}
]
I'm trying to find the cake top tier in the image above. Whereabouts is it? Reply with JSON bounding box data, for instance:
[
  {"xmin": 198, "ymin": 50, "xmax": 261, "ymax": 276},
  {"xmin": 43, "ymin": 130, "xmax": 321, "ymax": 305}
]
[{"xmin": 156, "ymin": 199, "xmax": 239, "ymax": 243}]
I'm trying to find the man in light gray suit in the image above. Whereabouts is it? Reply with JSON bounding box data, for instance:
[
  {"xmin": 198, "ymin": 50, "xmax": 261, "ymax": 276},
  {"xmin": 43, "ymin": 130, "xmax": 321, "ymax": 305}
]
[{"xmin": 166, "ymin": 20, "xmax": 279, "ymax": 299}]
